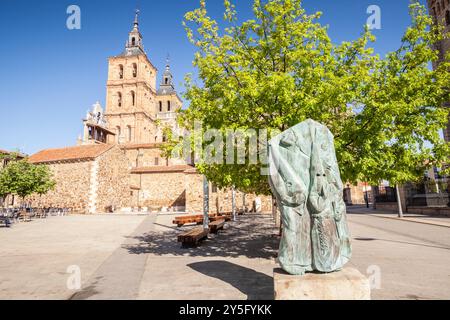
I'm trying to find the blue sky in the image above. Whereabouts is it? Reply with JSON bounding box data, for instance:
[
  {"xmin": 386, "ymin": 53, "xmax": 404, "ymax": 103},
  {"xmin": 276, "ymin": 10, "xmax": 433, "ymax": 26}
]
[{"xmin": 0, "ymin": 0, "xmax": 428, "ymax": 155}]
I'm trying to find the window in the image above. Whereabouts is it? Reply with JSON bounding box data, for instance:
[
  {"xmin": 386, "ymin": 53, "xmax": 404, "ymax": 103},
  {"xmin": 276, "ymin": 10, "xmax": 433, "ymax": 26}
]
[
  {"xmin": 127, "ymin": 126, "xmax": 132, "ymax": 142},
  {"xmin": 154, "ymin": 157, "xmax": 159, "ymax": 166},
  {"xmin": 132, "ymin": 37, "xmax": 136, "ymax": 46},
  {"xmin": 162, "ymin": 133, "xmax": 167, "ymax": 142},
  {"xmin": 159, "ymin": 101, "xmax": 162, "ymax": 112},
  {"xmin": 132, "ymin": 63, "xmax": 137, "ymax": 78},
  {"xmin": 116, "ymin": 126, "xmax": 121, "ymax": 143},
  {"xmin": 131, "ymin": 91, "xmax": 135, "ymax": 106},
  {"xmin": 167, "ymin": 101, "xmax": 171, "ymax": 112},
  {"xmin": 446, "ymin": 10, "xmax": 450, "ymax": 25},
  {"xmin": 165, "ymin": 77, "xmax": 168, "ymax": 85},
  {"xmin": 211, "ymin": 183, "xmax": 218, "ymax": 193},
  {"xmin": 119, "ymin": 65, "xmax": 124, "ymax": 79},
  {"xmin": 118, "ymin": 92, "xmax": 122, "ymax": 107}
]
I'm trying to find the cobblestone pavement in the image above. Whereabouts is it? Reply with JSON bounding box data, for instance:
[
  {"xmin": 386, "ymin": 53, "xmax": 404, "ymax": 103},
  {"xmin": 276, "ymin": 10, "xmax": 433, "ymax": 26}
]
[{"xmin": 1, "ymin": 211, "xmax": 449, "ymax": 299}]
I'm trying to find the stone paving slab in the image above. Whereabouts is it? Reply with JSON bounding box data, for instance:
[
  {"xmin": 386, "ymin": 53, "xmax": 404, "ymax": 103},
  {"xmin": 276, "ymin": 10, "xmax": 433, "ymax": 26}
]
[
  {"xmin": 0, "ymin": 214, "xmax": 146, "ymax": 300},
  {"xmin": 136, "ymin": 214, "xmax": 278, "ymax": 300},
  {"xmin": 70, "ymin": 215, "xmax": 157, "ymax": 300},
  {"xmin": 347, "ymin": 206, "xmax": 450, "ymax": 228},
  {"xmin": 1, "ymin": 211, "xmax": 450, "ymax": 300}
]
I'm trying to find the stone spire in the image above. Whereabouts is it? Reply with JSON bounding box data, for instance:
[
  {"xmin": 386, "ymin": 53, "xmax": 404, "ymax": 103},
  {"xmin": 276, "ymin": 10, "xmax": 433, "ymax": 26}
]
[
  {"xmin": 122, "ymin": 9, "xmax": 145, "ymax": 56},
  {"xmin": 161, "ymin": 54, "xmax": 174, "ymax": 87}
]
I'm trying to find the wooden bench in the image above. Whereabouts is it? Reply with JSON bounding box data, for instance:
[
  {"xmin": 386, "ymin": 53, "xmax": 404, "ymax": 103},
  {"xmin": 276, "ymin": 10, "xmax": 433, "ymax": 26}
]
[
  {"xmin": 17, "ymin": 211, "xmax": 31, "ymax": 222},
  {"xmin": 217, "ymin": 212, "xmax": 233, "ymax": 221},
  {"xmin": 178, "ymin": 227, "xmax": 209, "ymax": 247},
  {"xmin": 209, "ymin": 219, "xmax": 225, "ymax": 234},
  {"xmin": 173, "ymin": 214, "xmax": 217, "ymax": 227}
]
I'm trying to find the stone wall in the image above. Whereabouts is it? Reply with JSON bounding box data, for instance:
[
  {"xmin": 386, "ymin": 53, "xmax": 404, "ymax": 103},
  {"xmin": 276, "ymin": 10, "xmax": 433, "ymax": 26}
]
[
  {"xmin": 29, "ymin": 160, "xmax": 92, "ymax": 212},
  {"xmin": 124, "ymin": 147, "xmax": 166, "ymax": 168},
  {"xmin": 183, "ymin": 173, "xmax": 273, "ymax": 214},
  {"xmin": 184, "ymin": 171, "xmax": 204, "ymax": 213},
  {"xmin": 96, "ymin": 146, "xmax": 131, "ymax": 212},
  {"xmin": 137, "ymin": 171, "xmax": 186, "ymax": 208}
]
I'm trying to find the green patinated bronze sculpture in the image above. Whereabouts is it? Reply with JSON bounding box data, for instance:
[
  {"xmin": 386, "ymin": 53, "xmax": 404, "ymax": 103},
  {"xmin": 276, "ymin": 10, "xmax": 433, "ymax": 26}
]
[{"xmin": 268, "ymin": 119, "xmax": 351, "ymax": 275}]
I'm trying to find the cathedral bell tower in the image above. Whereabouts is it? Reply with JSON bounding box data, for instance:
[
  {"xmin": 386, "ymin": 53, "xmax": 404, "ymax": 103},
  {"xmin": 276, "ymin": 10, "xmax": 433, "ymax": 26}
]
[
  {"xmin": 124, "ymin": 10, "xmax": 145, "ymax": 56},
  {"xmin": 104, "ymin": 10, "xmax": 158, "ymax": 144}
]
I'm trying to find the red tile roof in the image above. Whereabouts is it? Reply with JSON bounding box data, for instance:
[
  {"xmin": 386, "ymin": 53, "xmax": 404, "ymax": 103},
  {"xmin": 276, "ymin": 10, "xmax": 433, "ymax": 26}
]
[
  {"xmin": 131, "ymin": 165, "xmax": 195, "ymax": 174},
  {"xmin": 29, "ymin": 144, "xmax": 114, "ymax": 164}
]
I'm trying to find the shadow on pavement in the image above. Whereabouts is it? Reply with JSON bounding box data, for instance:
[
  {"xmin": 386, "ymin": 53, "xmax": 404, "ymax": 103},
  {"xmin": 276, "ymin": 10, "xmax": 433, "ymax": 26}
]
[
  {"xmin": 187, "ymin": 260, "xmax": 274, "ymax": 300},
  {"xmin": 122, "ymin": 214, "xmax": 279, "ymax": 259}
]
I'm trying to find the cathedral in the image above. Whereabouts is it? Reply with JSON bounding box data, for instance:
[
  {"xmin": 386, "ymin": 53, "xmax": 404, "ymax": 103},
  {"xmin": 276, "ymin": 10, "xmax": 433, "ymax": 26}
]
[{"xmin": 28, "ymin": 11, "xmax": 272, "ymax": 214}]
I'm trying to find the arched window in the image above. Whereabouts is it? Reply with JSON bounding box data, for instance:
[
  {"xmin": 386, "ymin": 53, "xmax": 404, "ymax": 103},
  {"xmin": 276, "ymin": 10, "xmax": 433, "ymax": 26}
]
[
  {"xmin": 132, "ymin": 63, "xmax": 137, "ymax": 78},
  {"xmin": 159, "ymin": 101, "xmax": 162, "ymax": 112},
  {"xmin": 446, "ymin": 10, "xmax": 450, "ymax": 25},
  {"xmin": 438, "ymin": 3, "xmax": 441, "ymax": 14},
  {"xmin": 132, "ymin": 37, "xmax": 136, "ymax": 46},
  {"xmin": 117, "ymin": 92, "xmax": 122, "ymax": 107},
  {"xmin": 131, "ymin": 91, "xmax": 135, "ymax": 106},
  {"xmin": 127, "ymin": 126, "xmax": 132, "ymax": 142},
  {"xmin": 165, "ymin": 77, "xmax": 168, "ymax": 85},
  {"xmin": 162, "ymin": 133, "xmax": 167, "ymax": 142},
  {"xmin": 116, "ymin": 126, "xmax": 121, "ymax": 143},
  {"xmin": 167, "ymin": 100, "xmax": 171, "ymax": 112},
  {"xmin": 119, "ymin": 65, "xmax": 124, "ymax": 79}
]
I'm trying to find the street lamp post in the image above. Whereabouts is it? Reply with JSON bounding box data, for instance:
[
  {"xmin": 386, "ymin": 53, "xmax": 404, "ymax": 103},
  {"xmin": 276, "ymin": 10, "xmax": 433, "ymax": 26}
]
[
  {"xmin": 395, "ymin": 184, "xmax": 403, "ymax": 218},
  {"xmin": 232, "ymin": 186, "xmax": 236, "ymax": 222}
]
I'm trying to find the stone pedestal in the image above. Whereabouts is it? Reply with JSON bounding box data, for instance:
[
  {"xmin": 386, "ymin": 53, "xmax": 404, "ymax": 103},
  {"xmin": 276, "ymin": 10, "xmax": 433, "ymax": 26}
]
[{"xmin": 273, "ymin": 267, "xmax": 370, "ymax": 300}]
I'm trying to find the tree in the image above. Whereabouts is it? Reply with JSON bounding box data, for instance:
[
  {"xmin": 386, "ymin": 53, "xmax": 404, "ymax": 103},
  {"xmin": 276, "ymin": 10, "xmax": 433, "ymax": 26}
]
[
  {"xmin": 0, "ymin": 160, "xmax": 55, "ymax": 205},
  {"xmin": 167, "ymin": 0, "xmax": 450, "ymax": 196}
]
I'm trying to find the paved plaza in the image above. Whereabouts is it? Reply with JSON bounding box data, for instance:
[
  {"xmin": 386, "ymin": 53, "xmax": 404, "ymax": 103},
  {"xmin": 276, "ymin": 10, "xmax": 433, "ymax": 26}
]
[{"xmin": 0, "ymin": 210, "xmax": 449, "ymax": 300}]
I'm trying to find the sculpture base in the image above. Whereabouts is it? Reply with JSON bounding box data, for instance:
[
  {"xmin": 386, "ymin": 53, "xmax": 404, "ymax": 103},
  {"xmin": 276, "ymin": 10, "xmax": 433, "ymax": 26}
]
[{"xmin": 273, "ymin": 267, "xmax": 370, "ymax": 300}]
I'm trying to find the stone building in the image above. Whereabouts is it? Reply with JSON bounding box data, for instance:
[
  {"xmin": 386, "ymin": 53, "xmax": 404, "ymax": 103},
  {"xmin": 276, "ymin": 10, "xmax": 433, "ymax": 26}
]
[
  {"xmin": 427, "ymin": 0, "xmax": 450, "ymax": 141},
  {"xmin": 28, "ymin": 144, "xmax": 131, "ymax": 213},
  {"xmin": 27, "ymin": 11, "xmax": 272, "ymax": 214}
]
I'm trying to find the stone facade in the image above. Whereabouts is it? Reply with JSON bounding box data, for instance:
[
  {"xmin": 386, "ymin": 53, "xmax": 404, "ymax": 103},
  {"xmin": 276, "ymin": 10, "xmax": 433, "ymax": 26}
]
[
  {"xmin": 95, "ymin": 146, "xmax": 131, "ymax": 212},
  {"xmin": 137, "ymin": 171, "xmax": 186, "ymax": 208},
  {"xmin": 28, "ymin": 160, "xmax": 92, "ymax": 212},
  {"xmin": 28, "ymin": 145, "xmax": 131, "ymax": 213}
]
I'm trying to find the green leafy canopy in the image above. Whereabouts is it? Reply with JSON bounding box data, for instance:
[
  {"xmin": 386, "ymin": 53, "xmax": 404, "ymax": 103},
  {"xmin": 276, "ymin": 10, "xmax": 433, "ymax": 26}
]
[
  {"xmin": 166, "ymin": 0, "xmax": 450, "ymax": 194},
  {"xmin": 0, "ymin": 159, "xmax": 56, "ymax": 201}
]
